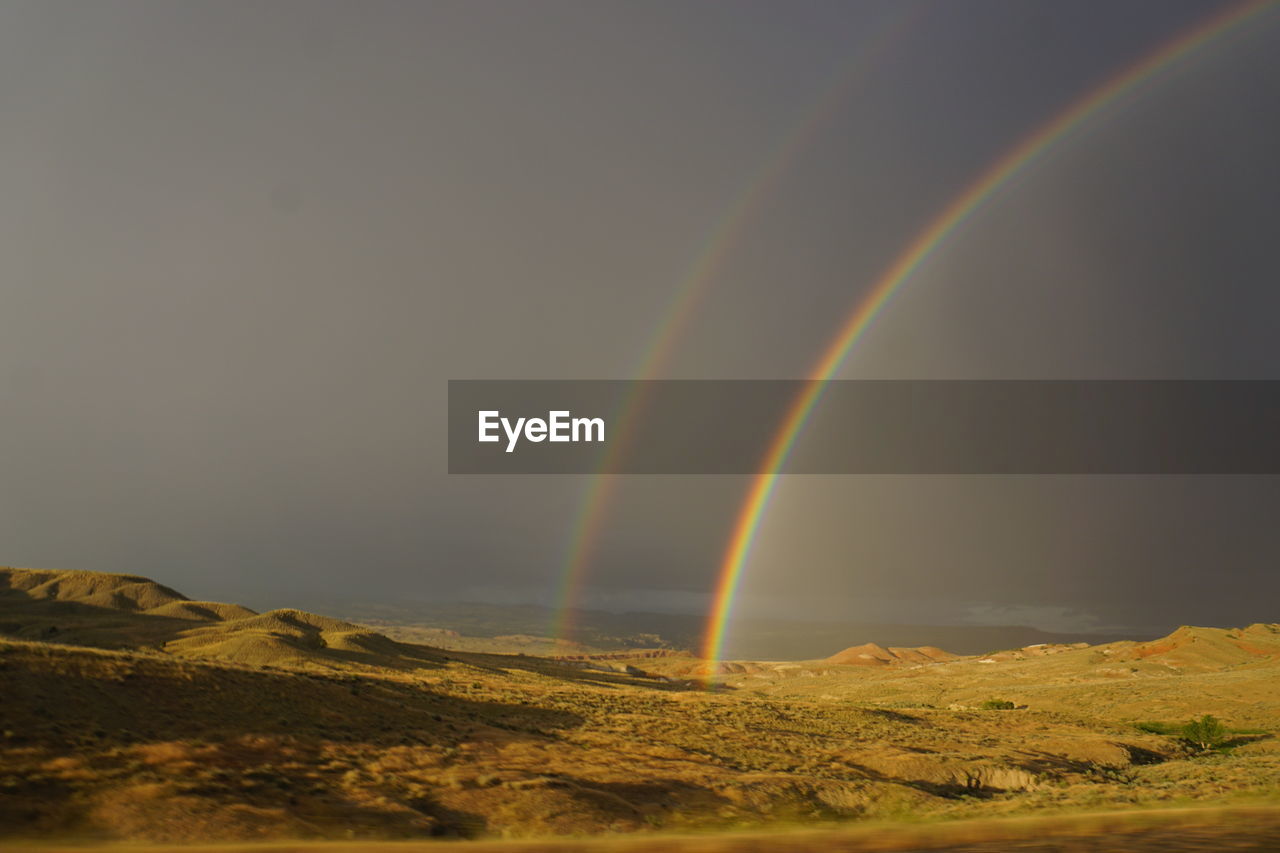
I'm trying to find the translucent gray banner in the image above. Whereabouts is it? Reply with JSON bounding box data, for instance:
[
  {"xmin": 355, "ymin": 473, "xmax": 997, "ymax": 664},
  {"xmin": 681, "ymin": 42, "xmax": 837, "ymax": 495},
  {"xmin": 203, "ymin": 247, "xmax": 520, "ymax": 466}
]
[{"xmin": 448, "ymin": 380, "xmax": 1280, "ymax": 474}]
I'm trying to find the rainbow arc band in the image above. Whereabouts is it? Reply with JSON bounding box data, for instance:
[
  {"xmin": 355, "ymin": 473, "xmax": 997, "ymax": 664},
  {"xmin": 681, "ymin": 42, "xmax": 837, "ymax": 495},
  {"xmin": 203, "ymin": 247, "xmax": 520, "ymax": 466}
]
[
  {"xmin": 545, "ymin": 9, "xmax": 921, "ymax": 648},
  {"xmin": 700, "ymin": 0, "xmax": 1277, "ymax": 680}
]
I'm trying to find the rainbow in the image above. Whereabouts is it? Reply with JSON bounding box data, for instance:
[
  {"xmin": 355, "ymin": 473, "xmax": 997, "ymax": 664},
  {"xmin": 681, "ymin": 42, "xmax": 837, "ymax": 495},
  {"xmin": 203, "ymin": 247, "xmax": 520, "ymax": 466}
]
[
  {"xmin": 701, "ymin": 0, "xmax": 1276, "ymax": 677},
  {"xmin": 545, "ymin": 9, "xmax": 920, "ymax": 647}
]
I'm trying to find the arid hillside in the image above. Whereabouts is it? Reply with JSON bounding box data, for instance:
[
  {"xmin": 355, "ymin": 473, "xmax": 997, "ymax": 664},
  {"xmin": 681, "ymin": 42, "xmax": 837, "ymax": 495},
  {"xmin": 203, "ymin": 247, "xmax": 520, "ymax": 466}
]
[
  {"xmin": 0, "ymin": 567, "xmax": 438, "ymax": 671},
  {"xmin": 825, "ymin": 643, "xmax": 959, "ymax": 667},
  {"xmin": 1, "ymin": 566, "xmax": 1277, "ymax": 847},
  {"xmin": 0, "ymin": 568, "xmax": 256, "ymax": 650},
  {"xmin": 651, "ymin": 624, "xmax": 1280, "ymax": 730}
]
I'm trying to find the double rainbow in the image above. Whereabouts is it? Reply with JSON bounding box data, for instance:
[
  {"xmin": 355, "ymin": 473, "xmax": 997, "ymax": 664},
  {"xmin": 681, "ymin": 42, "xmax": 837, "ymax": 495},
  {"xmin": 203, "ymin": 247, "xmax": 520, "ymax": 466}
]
[
  {"xmin": 700, "ymin": 0, "xmax": 1276, "ymax": 677},
  {"xmin": 546, "ymin": 10, "xmax": 920, "ymax": 647}
]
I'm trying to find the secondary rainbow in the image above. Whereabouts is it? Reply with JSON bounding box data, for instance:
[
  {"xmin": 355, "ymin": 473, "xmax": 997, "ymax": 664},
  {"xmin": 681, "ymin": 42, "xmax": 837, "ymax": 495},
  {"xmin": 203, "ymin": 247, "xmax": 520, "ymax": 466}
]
[
  {"xmin": 701, "ymin": 0, "xmax": 1276, "ymax": 676},
  {"xmin": 545, "ymin": 10, "xmax": 920, "ymax": 647}
]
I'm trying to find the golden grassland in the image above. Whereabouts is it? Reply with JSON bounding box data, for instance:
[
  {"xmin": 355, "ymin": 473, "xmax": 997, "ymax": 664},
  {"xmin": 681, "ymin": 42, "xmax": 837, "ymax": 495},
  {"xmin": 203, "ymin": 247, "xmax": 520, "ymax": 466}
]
[{"xmin": 1, "ymin": 567, "xmax": 1278, "ymax": 848}]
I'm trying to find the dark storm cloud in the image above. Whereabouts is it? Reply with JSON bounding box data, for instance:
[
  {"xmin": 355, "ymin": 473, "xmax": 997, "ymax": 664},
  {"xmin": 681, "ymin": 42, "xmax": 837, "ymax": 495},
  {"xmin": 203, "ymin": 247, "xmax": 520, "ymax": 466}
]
[{"xmin": 0, "ymin": 0, "xmax": 1277, "ymax": 632}]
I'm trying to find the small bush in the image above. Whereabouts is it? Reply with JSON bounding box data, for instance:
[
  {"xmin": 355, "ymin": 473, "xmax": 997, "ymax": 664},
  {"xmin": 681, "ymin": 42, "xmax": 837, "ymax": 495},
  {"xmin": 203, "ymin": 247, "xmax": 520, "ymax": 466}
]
[
  {"xmin": 980, "ymin": 699, "xmax": 1016, "ymax": 710},
  {"xmin": 1181, "ymin": 714, "xmax": 1227, "ymax": 751}
]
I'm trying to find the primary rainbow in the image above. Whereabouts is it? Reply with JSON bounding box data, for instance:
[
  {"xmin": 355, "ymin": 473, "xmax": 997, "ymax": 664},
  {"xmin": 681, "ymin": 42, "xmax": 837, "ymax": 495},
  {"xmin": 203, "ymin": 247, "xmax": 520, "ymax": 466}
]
[
  {"xmin": 546, "ymin": 10, "xmax": 920, "ymax": 647},
  {"xmin": 701, "ymin": 0, "xmax": 1275, "ymax": 677}
]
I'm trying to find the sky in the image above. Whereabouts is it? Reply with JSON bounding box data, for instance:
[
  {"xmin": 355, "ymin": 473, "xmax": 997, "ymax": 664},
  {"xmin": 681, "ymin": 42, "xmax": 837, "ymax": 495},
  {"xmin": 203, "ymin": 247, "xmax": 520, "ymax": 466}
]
[{"xmin": 2, "ymin": 0, "xmax": 1279, "ymax": 637}]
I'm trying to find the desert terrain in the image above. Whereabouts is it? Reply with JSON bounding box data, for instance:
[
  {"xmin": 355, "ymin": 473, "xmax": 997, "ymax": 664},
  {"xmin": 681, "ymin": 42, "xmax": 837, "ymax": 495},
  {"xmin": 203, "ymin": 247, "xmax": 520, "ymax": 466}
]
[{"xmin": 2, "ymin": 566, "xmax": 1277, "ymax": 850}]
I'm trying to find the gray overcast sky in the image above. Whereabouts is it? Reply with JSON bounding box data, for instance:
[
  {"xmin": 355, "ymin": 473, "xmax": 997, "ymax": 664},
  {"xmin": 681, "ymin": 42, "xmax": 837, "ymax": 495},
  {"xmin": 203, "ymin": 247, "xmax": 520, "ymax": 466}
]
[{"xmin": 2, "ymin": 0, "xmax": 1279, "ymax": 635}]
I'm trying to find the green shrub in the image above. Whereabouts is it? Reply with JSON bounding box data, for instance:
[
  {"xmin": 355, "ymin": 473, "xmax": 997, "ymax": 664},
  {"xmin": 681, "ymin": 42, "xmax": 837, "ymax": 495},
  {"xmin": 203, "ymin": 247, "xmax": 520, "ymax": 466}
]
[
  {"xmin": 980, "ymin": 699, "xmax": 1016, "ymax": 710},
  {"xmin": 1181, "ymin": 714, "xmax": 1227, "ymax": 751}
]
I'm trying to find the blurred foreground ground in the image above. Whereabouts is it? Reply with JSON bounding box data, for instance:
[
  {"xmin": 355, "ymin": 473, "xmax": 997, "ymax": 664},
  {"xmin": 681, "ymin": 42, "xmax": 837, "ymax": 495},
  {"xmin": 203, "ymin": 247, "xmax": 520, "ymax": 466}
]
[{"xmin": 9, "ymin": 806, "xmax": 1280, "ymax": 851}]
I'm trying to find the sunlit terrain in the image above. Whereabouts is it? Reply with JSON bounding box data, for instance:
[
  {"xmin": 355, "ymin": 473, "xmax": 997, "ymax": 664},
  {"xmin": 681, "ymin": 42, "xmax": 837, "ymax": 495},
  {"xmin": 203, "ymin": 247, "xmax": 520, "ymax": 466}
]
[{"xmin": 3, "ymin": 567, "xmax": 1276, "ymax": 849}]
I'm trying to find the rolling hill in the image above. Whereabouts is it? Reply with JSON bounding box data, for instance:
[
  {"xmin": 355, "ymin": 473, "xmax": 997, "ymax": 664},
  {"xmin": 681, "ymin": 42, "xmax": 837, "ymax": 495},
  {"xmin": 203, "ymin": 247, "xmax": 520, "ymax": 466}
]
[
  {"xmin": 0, "ymin": 567, "xmax": 441, "ymax": 671},
  {"xmin": 825, "ymin": 642, "xmax": 959, "ymax": 666}
]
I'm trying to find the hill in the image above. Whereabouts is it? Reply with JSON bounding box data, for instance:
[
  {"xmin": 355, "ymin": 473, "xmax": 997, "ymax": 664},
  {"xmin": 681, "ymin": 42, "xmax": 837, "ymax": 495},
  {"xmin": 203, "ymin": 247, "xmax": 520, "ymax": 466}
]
[
  {"xmin": 0, "ymin": 567, "xmax": 436, "ymax": 671},
  {"xmin": 1108, "ymin": 623, "xmax": 1280, "ymax": 670},
  {"xmin": 0, "ymin": 566, "xmax": 1277, "ymax": 845},
  {"xmin": 1, "ymin": 567, "xmax": 191, "ymax": 612},
  {"xmin": 165, "ymin": 608, "xmax": 446, "ymax": 670},
  {"xmin": 825, "ymin": 642, "xmax": 958, "ymax": 666},
  {"xmin": 640, "ymin": 626, "xmax": 1278, "ymax": 731},
  {"xmin": 0, "ymin": 566, "xmax": 255, "ymax": 649}
]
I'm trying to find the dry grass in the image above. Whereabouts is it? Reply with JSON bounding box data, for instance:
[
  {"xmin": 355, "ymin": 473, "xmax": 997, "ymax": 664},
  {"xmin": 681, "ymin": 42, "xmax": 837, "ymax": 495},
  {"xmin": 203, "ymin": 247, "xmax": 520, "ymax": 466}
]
[{"xmin": 1, "ymin": 568, "xmax": 1277, "ymax": 846}]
